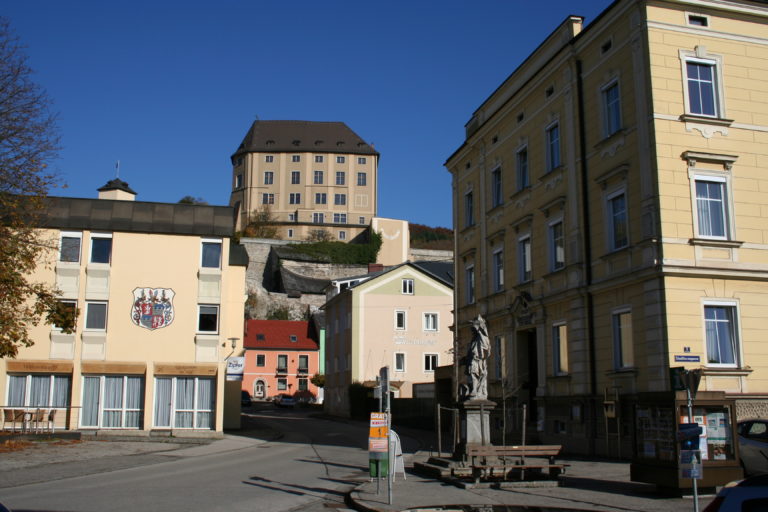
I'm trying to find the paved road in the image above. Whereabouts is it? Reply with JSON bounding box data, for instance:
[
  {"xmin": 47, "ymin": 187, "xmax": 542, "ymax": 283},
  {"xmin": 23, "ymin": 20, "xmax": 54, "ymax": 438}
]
[{"xmin": 1, "ymin": 404, "xmax": 379, "ymax": 512}]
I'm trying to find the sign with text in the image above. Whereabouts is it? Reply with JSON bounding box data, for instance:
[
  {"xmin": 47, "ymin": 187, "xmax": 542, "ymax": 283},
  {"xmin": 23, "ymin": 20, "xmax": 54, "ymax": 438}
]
[
  {"xmin": 679, "ymin": 450, "xmax": 703, "ymax": 479},
  {"xmin": 370, "ymin": 412, "xmax": 389, "ymax": 439},
  {"xmin": 226, "ymin": 357, "xmax": 245, "ymax": 381}
]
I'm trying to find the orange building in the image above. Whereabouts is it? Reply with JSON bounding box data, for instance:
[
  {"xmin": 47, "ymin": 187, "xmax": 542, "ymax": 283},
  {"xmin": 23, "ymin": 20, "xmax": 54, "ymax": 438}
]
[{"xmin": 242, "ymin": 320, "xmax": 320, "ymax": 401}]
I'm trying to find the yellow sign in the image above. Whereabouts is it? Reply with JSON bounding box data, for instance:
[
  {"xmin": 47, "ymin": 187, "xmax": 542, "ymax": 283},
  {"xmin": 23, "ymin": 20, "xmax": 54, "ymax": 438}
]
[{"xmin": 370, "ymin": 412, "xmax": 388, "ymax": 439}]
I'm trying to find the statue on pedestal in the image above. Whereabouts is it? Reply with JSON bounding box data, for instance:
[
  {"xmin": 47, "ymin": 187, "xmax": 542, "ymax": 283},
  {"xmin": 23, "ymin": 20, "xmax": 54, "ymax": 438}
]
[{"xmin": 461, "ymin": 315, "xmax": 490, "ymax": 401}]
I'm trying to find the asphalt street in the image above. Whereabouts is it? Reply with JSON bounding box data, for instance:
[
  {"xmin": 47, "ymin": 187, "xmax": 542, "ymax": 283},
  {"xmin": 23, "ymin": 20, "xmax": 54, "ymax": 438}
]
[{"xmin": 1, "ymin": 404, "xmax": 375, "ymax": 512}]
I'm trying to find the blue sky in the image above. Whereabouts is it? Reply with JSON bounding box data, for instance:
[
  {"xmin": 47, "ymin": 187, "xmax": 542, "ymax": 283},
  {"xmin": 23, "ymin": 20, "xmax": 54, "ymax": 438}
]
[{"xmin": 6, "ymin": 0, "xmax": 612, "ymax": 229}]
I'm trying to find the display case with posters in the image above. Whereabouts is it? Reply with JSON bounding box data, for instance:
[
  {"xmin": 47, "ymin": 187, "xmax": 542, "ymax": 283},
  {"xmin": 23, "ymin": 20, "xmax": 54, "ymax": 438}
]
[{"xmin": 630, "ymin": 391, "xmax": 743, "ymax": 489}]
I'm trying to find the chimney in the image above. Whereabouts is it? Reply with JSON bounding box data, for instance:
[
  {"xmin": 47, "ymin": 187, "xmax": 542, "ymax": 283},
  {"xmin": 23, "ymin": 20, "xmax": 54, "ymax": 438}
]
[
  {"xmin": 97, "ymin": 179, "xmax": 137, "ymax": 201},
  {"xmin": 368, "ymin": 263, "xmax": 384, "ymax": 274}
]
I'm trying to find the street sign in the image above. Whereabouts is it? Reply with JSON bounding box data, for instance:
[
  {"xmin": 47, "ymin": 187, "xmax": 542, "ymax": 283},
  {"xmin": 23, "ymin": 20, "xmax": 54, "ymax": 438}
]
[
  {"xmin": 679, "ymin": 450, "xmax": 703, "ymax": 480},
  {"xmin": 370, "ymin": 412, "xmax": 389, "ymax": 439},
  {"xmin": 226, "ymin": 357, "xmax": 244, "ymax": 381}
]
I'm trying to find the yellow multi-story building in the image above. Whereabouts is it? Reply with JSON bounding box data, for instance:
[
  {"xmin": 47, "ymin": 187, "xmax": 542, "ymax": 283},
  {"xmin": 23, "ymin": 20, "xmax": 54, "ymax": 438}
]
[
  {"xmin": 229, "ymin": 120, "xmax": 379, "ymax": 241},
  {"xmin": 1, "ymin": 180, "xmax": 247, "ymax": 434},
  {"xmin": 445, "ymin": 0, "xmax": 768, "ymax": 470}
]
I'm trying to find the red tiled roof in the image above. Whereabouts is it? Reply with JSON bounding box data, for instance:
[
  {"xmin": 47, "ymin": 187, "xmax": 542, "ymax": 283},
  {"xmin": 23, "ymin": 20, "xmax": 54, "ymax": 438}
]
[{"xmin": 244, "ymin": 320, "xmax": 319, "ymax": 350}]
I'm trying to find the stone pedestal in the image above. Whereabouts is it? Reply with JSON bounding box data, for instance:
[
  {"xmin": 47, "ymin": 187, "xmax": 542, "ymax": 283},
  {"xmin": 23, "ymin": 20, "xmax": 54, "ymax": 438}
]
[{"xmin": 455, "ymin": 399, "xmax": 496, "ymax": 458}]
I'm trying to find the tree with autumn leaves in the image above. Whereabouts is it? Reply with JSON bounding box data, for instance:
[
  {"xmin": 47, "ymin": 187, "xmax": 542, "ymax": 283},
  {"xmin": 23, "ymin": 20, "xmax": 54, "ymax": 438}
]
[{"xmin": 0, "ymin": 18, "xmax": 75, "ymax": 357}]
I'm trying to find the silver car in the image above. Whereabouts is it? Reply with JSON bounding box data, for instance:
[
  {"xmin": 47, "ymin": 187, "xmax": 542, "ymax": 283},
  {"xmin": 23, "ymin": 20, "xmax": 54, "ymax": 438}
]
[{"xmin": 737, "ymin": 419, "xmax": 768, "ymax": 476}]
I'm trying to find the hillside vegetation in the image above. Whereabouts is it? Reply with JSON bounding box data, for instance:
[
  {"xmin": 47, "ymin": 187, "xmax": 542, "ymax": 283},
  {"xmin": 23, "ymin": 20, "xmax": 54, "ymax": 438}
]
[{"xmin": 410, "ymin": 223, "xmax": 453, "ymax": 250}]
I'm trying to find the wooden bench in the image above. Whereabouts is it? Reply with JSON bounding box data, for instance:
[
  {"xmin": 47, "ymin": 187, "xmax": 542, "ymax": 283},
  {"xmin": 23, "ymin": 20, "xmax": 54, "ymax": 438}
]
[{"xmin": 464, "ymin": 444, "xmax": 568, "ymax": 483}]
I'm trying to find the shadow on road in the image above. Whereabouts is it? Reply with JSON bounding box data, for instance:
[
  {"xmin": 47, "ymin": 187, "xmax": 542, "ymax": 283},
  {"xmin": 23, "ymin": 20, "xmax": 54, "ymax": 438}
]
[{"xmin": 244, "ymin": 474, "xmax": 358, "ymax": 499}]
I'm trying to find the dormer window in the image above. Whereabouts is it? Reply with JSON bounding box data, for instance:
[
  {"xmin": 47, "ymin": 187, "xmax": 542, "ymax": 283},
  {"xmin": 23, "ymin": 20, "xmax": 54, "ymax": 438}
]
[
  {"xmin": 256, "ymin": 334, "xmax": 265, "ymax": 341},
  {"xmin": 289, "ymin": 335, "xmax": 297, "ymax": 343}
]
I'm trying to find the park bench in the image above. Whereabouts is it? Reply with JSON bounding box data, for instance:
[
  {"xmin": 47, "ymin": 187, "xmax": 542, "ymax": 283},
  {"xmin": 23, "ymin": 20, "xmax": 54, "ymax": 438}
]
[{"xmin": 464, "ymin": 443, "xmax": 568, "ymax": 483}]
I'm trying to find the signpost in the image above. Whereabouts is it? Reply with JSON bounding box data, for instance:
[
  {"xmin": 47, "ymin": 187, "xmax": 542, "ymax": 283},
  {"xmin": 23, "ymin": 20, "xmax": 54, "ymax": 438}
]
[
  {"xmin": 672, "ymin": 367, "xmax": 702, "ymax": 512},
  {"xmin": 379, "ymin": 366, "xmax": 392, "ymax": 505}
]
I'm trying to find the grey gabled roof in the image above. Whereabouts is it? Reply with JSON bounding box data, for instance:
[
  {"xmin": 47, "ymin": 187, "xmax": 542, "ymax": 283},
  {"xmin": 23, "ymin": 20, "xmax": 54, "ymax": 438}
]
[
  {"xmin": 343, "ymin": 261, "xmax": 454, "ymax": 291},
  {"xmin": 412, "ymin": 260, "xmax": 454, "ymax": 287},
  {"xmin": 233, "ymin": 120, "xmax": 379, "ymax": 158},
  {"xmin": 41, "ymin": 196, "xmax": 237, "ymax": 238}
]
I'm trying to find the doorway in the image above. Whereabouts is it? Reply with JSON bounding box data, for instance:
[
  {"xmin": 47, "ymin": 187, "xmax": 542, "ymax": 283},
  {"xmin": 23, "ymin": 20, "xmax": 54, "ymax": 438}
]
[
  {"xmin": 516, "ymin": 329, "xmax": 538, "ymax": 422},
  {"xmin": 254, "ymin": 380, "xmax": 265, "ymax": 399}
]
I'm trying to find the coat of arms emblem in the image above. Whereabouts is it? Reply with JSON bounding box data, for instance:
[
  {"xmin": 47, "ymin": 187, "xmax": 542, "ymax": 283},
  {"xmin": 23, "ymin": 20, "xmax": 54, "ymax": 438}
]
[{"xmin": 131, "ymin": 288, "xmax": 175, "ymax": 330}]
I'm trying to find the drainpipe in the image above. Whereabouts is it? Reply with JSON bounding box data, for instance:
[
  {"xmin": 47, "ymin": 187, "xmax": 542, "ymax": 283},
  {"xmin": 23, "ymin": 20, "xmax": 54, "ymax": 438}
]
[{"xmin": 576, "ymin": 59, "xmax": 598, "ymax": 456}]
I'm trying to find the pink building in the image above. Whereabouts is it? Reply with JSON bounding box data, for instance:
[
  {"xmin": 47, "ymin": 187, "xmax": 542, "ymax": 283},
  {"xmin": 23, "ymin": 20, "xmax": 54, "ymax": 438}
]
[{"xmin": 242, "ymin": 320, "xmax": 320, "ymax": 401}]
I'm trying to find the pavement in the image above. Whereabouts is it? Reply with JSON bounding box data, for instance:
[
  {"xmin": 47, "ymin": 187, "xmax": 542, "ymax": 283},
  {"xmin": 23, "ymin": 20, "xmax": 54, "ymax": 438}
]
[
  {"xmin": 349, "ymin": 453, "xmax": 699, "ymax": 512},
  {"xmin": 1, "ymin": 418, "xmax": 711, "ymax": 512}
]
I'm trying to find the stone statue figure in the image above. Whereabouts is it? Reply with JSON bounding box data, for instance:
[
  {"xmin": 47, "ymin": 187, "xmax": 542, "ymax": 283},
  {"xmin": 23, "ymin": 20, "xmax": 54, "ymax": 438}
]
[{"xmin": 462, "ymin": 315, "xmax": 491, "ymax": 401}]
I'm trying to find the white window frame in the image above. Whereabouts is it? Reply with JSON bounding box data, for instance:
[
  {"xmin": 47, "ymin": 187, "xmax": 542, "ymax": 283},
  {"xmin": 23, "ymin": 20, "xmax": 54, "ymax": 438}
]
[
  {"xmin": 333, "ymin": 213, "xmax": 347, "ymax": 224},
  {"xmin": 85, "ymin": 301, "xmax": 108, "ymax": 331},
  {"xmin": 59, "ymin": 231, "xmax": 82, "ymax": 263},
  {"xmin": 262, "ymin": 193, "xmax": 274, "ymax": 205},
  {"xmin": 235, "ymin": 174, "xmax": 243, "ymax": 189},
  {"xmin": 518, "ymin": 235, "xmax": 532, "ymax": 283},
  {"xmin": 289, "ymin": 193, "xmax": 301, "ymax": 205},
  {"xmin": 395, "ymin": 310, "xmax": 406, "ymax": 330},
  {"xmin": 601, "ymin": 79, "xmax": 622, "ymax": 137},
  {"xmin": 287, "ymin": 229, "xmax": 293, "ymax": 238},
  {"xmin": 200, "ymin": 238, "xmax": 222, "ymax": 269},
  {"xmin": 359, "ymin": 216, "xmax": 366, "ymax": 224},
  {"xmin": 291, "ymin": 171, "xmax": 301, "ymax": 185},
  {"xmin": 401, "ymin": 278, "xmax": 414, "ymax": 295},
  {"xmin": 315, "ymin": 155, "xmax": 324, "ymax": 163},
  {"xmin": 545, "ymin": 122, "xmax": 561, "ymax": 172},
  {"xmin": 691, "ymin": 173, "xmax": 733, "ymax": 240},
  {"xmin": 292, "ymin": 155, "xmax": 300, "ymax": 163},
  {"xmin": 264, "ymin": 171, "xmax": 274, "ymax": 185},
  {"xmin": 197, "ymin": 304, "xmax": 219, "ymax": 334},
  {"xmin": 423, "ymin": 312, "xmax": 438, "ymax": 332},
  {"xmin": 680, "ymin": 49, "xmax": 725, "ymax": 119},
  {"xmin": 89, "ymin": 233, "xmax": 113, "ymax": 265},
  {"xmin": 492, "ymin": 248, "xmax": 504, "ymax": 292},
  {"xmin": 315, "ymin": 193, "xmax": 327, "ymax": 205},
  {"xmin": 338, "ymin": 231, "xmax": 346, "ymax": 240},
  {"xmin": 336, "ymin": 156, "xmax": 345, "ymax": 164},
  {"xmin": 81, "ymin": 375, "xmax": 144, "ymax": 429},
  {"xmin": 314, "ymin": 170, "xmax": 324, "ymax": 184},
  {"xmin": 612, "ymin": 308, "xmax": 633, "ymax": 370},
  {"xmin": 548, "ymin": 219, "xmax": 565, "ymax": 271},
  {"xmin": 313, "ymin": 212, "xmax": 324, "ymax": 224},
  {"xmin": 357, "ymin": 172, "xmax": 367, "ymax": 186},
  {"xmin": 552, "ymin": 322, "xmax": 568, "ymax": 376},
  {"xmin": 394, "ymin": 352, "xmax": 406, "ymax": 373},
  {"xmin": 358, "ymin": 157, "xmax": 366, "ymax": 165},
  {"xmin": 424, "ymin": 353, "xmax": 438, "ymax": 373},
  {"xmin": 606, "ymin": 188, "xmax": 629, "ymax": 251},
  {"xmin": 265, "ymin": 155, "xmax": 274, "ymax": 163},
  {"xmin": 335, "ymin": 171, "xmax": 345, "ymax": 185},
  {"xmin": 702, "ymin": 300, "xmax": 741, "ymax": 368},
  {"xmin": 153, "ymin": 376, "xmax": 214, "ymax": 430},
  {"xmin": 52, "ymin": 299, "xmax": 77, "ymax": 330},
  {"xmin": 334, "ymin": 194, "xmax": 346, "ymax": 205},
  {"xmin": 6, "ymin": 374, "xmax": 71, "ymax": 409}
]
